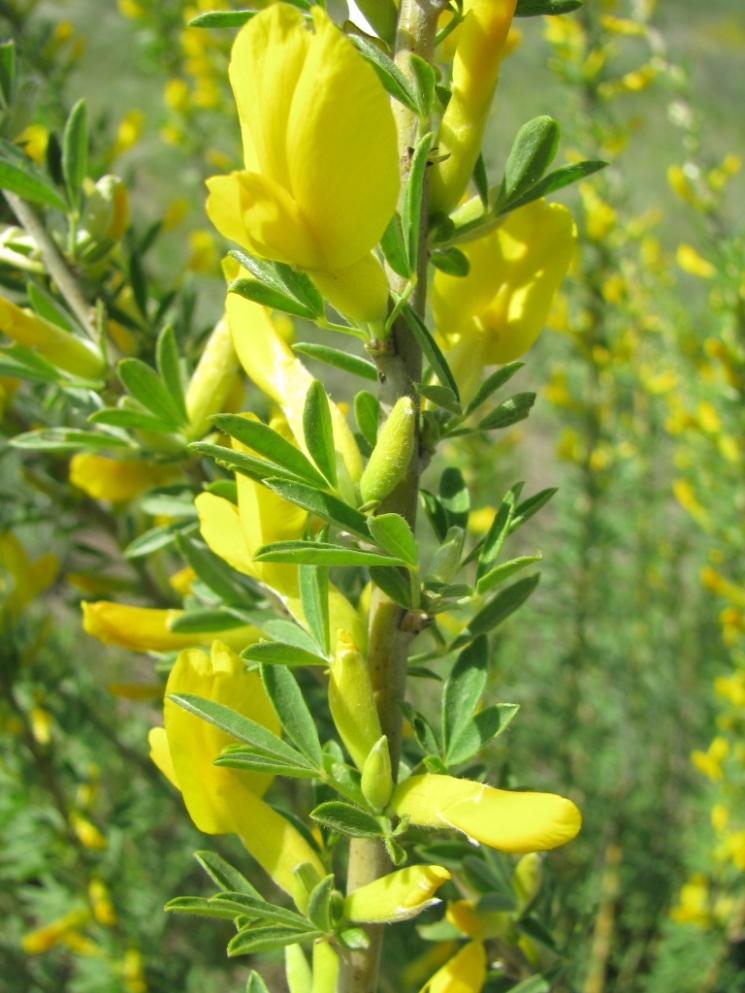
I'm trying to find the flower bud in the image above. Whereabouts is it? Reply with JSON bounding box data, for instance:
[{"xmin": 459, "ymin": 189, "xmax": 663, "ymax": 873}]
[
  {"xmin": 344, "ymin": 865, "xmax": 450, "ymax": 923},
  {"xmin": 184, "ymin": 316, "xmax": 241, "ymax": 440},
  {"xmin": 422, "ymin": 939, "xmax": 486, "ymax": 993},
  {"xmin": 0, "ymin": 295, "xmax": 104, "ymax": 378},
  {"xmin": 359, "ymin": 396, "xmax": 416, "ymax": 505},
  {"xmin": 513, "ymin": 852, "xmax": 542, "ymax": 909},
  {"xmin": 312, "ymin": 940, "xmax": 339, "ymax": 993},
  {"xmin": 426, "ymin": 526, "xmax": 464, "ymax": 585},
  {"xmin": 292, "ymin": 861, "xmax": 323, "ymax": 915},
  {"xmin": 285, "ymin": 945, "xmax": 312, "ymax": 993},
  {"xmin": 328, "ymin": 631, "xmax": 382, "ymax": 771},
  {"xmin": 80, "ymin": 175, "xmax": 129, "ymax": 242},
  {"xmin": 361, "ymin": 735, "xmax": 393, "ymax": 812}
]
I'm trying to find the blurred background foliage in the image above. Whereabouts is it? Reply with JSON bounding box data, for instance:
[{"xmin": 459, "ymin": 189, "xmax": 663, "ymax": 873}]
[{"xmin": 1, "ymin": 0, "xmax": 744, "ymax": 991}]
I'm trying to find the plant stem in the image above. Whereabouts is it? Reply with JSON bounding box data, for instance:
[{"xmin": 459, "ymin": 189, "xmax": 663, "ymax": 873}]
[
  {"xmin": 337, "ymin": 3, "xmax": 442, "ymax": 991},
  {"xmin": 3, "ymin": 190, "xmax": 97, "ymax": 340}
]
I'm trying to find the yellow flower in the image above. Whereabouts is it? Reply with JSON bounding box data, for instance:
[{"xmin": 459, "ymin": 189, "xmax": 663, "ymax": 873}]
[
  {"xmin": 81, "ymin": 600, "xmax": 261, "ymax": 653},
  {"xmin": 0, "ymin": 295, "xmax": 104, "ymax": 378},
  {"xmin": 670, "ymin": 874, "xmax": 710, "ymax": 927},
  {"xmin": 71, "ymin": 811, "xmax": 107, "ymax": 848},
  {"xmin": 16, "ymin": 124, "xmax": 49, "ymax": 165},
  {"xmin": 149, "ymin": 641, "xmax": 325, "ymax": 894},
  {"xmin": 344, "ymin": 865, "xmax": 451, "ymax": 923},
  {"xmin": 677, "ymin": 243, "xmax": 716, "ymax": 279},
  {"xmin": 22, "ymin": 909, "xmax": 90, "ymax": 954},
  {"xmin": 0, "ymin": 531, "xmax": 58, "ymax": 617},
  {"xmin": 432, "ymin": 200, "xmax": 576, "ymax": 399},
  {"xmin": 206, "ymin": 3, "xmax": 399, "ymax": 322},
  {"xmin": 69, "ymin": 453, "xmax": 176, "ymax": 502},
  {"xmin": 421, "ymin": 939, "xmax": 487, "ymax": 993},
  {"xmin": 328, "ymin": 631, "xmax": 382, "ymax": 770},
  {"xmin": 112, "ymin": 109, "xmax": 144, "ymax": 157},
  {"xmin": 390, "ymin": 774, "xmax": 581, "ymax": 853},
  {"xmin": 89, "ymin": 880, "xmax": 117, "ymax": 926},
  {"xmin": 430, "ymin": 0, "xmax": 518, "ymax": 215}
]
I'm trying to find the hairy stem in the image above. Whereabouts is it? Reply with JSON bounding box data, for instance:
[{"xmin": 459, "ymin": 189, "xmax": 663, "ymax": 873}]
[{"xmin": 337, "ymin": 3, "xmax": 442, "ymax": 992}]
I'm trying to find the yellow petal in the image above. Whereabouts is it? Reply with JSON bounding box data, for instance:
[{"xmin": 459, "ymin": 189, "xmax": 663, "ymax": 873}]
[
  {"xmin": 345, "ymin": 865, "xmax": 451, "ymax": 923},
  {"xmin": 0, "ymin": 295, "xmax": 104, "ymax": 378},
  {"xmin": 227, "ymin": 292, "xmax": 362, "ymax": 480},
  {"xmin": 287, "ymin": 7, "xmax": 399, "ymax": 270},
  {"xmin": 309, "ymin": 252, "xmax": 389, "ymax": 323},
  {"xmin": 391, "ymin": 774, "xmax": 582, "ymax": 853},
  {"xmin": 185, "ymin": 315, "xmax": 241, "ymax": 440},
  {"xmin": 148, "ymin": 727, "xmax": 179, "ymax": 789},
  {"xmin": 195, "ymin": 491, "xmax": 256, "ymax": 576},
  {"xmin": 69, "ymin": 452, "xmax": 176, "ymax": 502},
  {"xmin": 433, "ymin": 200, "xmax": 577, "ymax": 364},
  {"xmin": 422, "ymin": 940, "xmax": 486, "ymax": 993}
]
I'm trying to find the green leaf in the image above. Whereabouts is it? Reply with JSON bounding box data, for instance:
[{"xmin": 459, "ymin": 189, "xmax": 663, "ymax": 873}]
[
  {"xmin": 190, "ymin": 441, "xmax": 309, "ymax": 485},
  {"xmin": 338, "ymin": 926, "xmax": 370, "ymax": 950},
  {"xmin": 368, "ymin": 513, "xmax": 417, "ymax": 569},
  {"xmin": 303, "ymin": 380, "xmax": 337, "ymax": 487},
  {"xmin": 26, "ymin": 281, "xmax": 76, "ymax": 332},
  {"xmin": 274, "ymin": 262, "xmax": 324, "ymax": 318},
  {"xmin": 128, "ymin": 249, "xmax": 148, "ymax": 318},
  {"xmin": 10, "ymin": 428, "xmax": 131, "ymax": 452},
  {"xmin": 62, "ymin": 99, "xmax": 87, "ymax": 212},
  {"xmin": 263, "ymin": 479, "xmax": 371, "ymax": 540},
  {"xmin": 430, "ymin": 247, "xmax": 470, "ymax": 277},
  {"xmin": 516, "ymin": 915, "xmax": 560, "ymax": 951},
  {"xmin": 156, "ymin": 324, "xmax": 188, "ymax": 424},
  {"xmin": 349, "ymin": 36, "xmax": 419, "ymax": 115},
  {"xmin": 416, "ymin": 383, "xmax": 462, "ymax": 415},
  {"xmin": 246, "ymin": 972, "xmax": 271, "ymax": 993},
  {"xmin": 440, "ymin": 467, "xmax": 469, "ymax": 531},
  {"xmin": 506, "ymin": 975, "xmax": 551, "ymax": 993},
  {"xmin": 499, "ymin": 117, "xmax": 560, "ymax": 209},
  {"xmin": 476, "ymin": 553, "xmax": 542, "ymax": 595},
  {"xmin": 499, "ymin": 159, "xmax": 606, "ymax": 213},
  {"xmin": 300, "ymin": 561, "xmax": 330, "ymax": 656},
  {"xmin": 420, "ymin": 489, "xmax": 448, "ymax": 543},
  {"xmin": 0, "ymin": 146, "xmax": 68, "ymax": 211},
  {"xmin": 139, "ymin": 486, "xmax": 199, "ymax": 517},
  {"xmin": 293, "ymin": 343, "xmax": 377, "ymax": 382},
  {"xmin": 475, "ymin": 483, "xmax": 523, "ymax": 577},
  {"xmin": 446, "ymin": 703, "xmax": 519, "ymax": 765},
  {"xmin": 212, "ymin": 892, "xmax": 311, "ymax": 929},
  {"xmin": 401, "ymin": 303, "xmax": 459, "ymax": 401},
  {"xmin": 211, "ymin": 414, "xmax": 328, "ymax": 488},
  {"xmin": 443, "ymin": 635, "xmax": 489, "ymax": 757},
  {"xmin": 168, "ymin": 692, "xmax": 307, "ymax": 766},
  {"xmin": 399, "ymin": 701, "xmax": 441, "ymax": 757},
  {"xmin": 175, "ymin": 534, "xmax": 254, "ymax": 606},
  {"xmin": 229, "ymin": 926, "xmax": 322, "ymax": 956},
  {"xmin": 311, "ymin": 802, "xmax": 384, "ymax": 838},
  {"xmin": 306, "ymin": 874, "xmax": 335, "ymax": 933},
  {"xmin": 0, "ymin": 356, "xmax": 60, "ymax": 384},
  {"xmin": 260, "ymin": 663, "xmax": 323, "ymax": 766},
  {"xmin": 473, "ymin": 153, "xmax": 489, "ymax": 208},
  {"xmin": 165, "ymin": 896, "xmax": 242, "ymax": 919},
  {"xmin": 477, "ymin": 392, "xmax": 536, "ymax": 431},
  {"xmin": 215, "ymin": 748, "xmax": 317, "ymax": 778},
  {"xmin": 228, "ymin": 249, "xmax": 288, "ymax": 290},
  {"xmin": 169, "ymin": 609, "xmax": 247, "ymax": 634},
  {"xmin": 194, "ymin": 850, "xmax": 261, "ymax": 896},
  {"xmin": 0, "ymin": 41, "xmax": 16, "ymax": 106},
  {"xmin": 510, "ymin": 487, "xmax": 558, "ymax": 532},
  {"xmin": 119, "ymin": 358, "xmax": 187, "ymax": 428},
  {"xmin": 465, "ymin": 361, "xmax": 525, "ymax": 416},
  {"xmin": 254, "ymin": 540, "xmax": 404, "ymax": 568},
  {"xmin": 229, "ymin": 277, "xmax": 316, "ymax": 320},
  {"xmin": 402, "ymin": 132, "xmax": 434, "ymax": 270},
  {"xmin": 124, "ymin": 522, "xmax": 187, "ymax": 559},
  {"xmin": 242, "ymin": 641, "xmax": 326, "ymax": 667},
  {"xmin": 409, "ymin": 53, "xmax": 436, "ymax": 117},
  {"xmin": 354, "ymin": 390, "xmax": 379, "ymax": 448},
  {"xmin": 88, "ymin": 407, "xmax": 168, "ymax": 431},
  {"xmin": 515, "ymin": 0, "xmax": 582, "ymax": 15},
  {"xmin": 380, "ymin": 212, "xmax": 411, "ymax": 278},
  {"xmin": 458, "ymin": 574, "xmax": 540, "ymax": 643},
  {"xmin": 190, "ymin": 9, "xmax": 257, "ymax": 27},
  {"xmin": 368, "ymin": 566, "xmax": 411, "ymax": 609}
]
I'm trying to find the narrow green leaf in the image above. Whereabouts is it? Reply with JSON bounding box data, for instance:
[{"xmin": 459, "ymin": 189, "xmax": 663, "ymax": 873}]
[
  {"xmin": 500, "ymin": 159, "xmax": 606, "ymax": 214},
  {"xmin": 398, "ymin": 701, "xmax": 440, "ymax": 756},
  {"xmin": 169, "ymin": 609, "xmax": 247, "ymax": 634},
  {"xmin": 473, "ymin": 153, "xmax": 489, "ymax": 207},
  {"xmin": 516, "ymin": 915, "xmax": 560, "ymax": 951},
  {"xmin": 476, "ymin": 483, "xmax": 523, "ymax": 577},
  {"xmin": 510, "ymin": 487, "xmax": 558, "ymax": 532},
  {"xmin": 293, "ymin": 343, "xmax": 377, "ymax": 382},
  {"xmin": 440, "ymin": 467, "xmax": 469, "ymax": 531},
  {"xmin": 156, "ymin": 324, "xmax": 188, "ymax": 424},
  {"xmin": 194, "ymin": 850, "xmax": 261, "ymax": 896},
  {"xmin": 255, "ymin": 617, "xmax": 320, "ymax": 654},
  {"xmin": 211, "ymin": 414, "xmax": 328, "ymax": 488},
  {"xmin": 477, "ymin": 392, "xmax": 536, "ymax": 431},
  {"xmin": 303, "ymin": 380, "xmax": 337, "ymax": 487},
  {"xmin": 499, "ymin": 117, "xmax": 560, "ymax": 208},
  {"xmin": 416, "ymin": 383, "xmax": 462, "ymax": 414},
  {"xmin": 62, "ymin": 99, "xmax": 87, "ymax": 212},
  {"xmin": 190, "ymin": 9, "xmax": 257, "ymax": 27},
  {"xmin": 254, "ymin": 540, "xmax": 404, "ymax": 568},
  {"xmin": 368, "ymin": 513, "xmax": 418, "ymax": 568},
  {"xmin": 505, "ymin": 975, "xmax": 551, "ymax": 993},
  {"xmin": 354, "ymin": 390, "xmax": 379, "ymax": 448},
  {"xmin": 349, "ymin": 36, "xmax": 419, "ymax": 115},
  {"xmin": 10, "ymin": 428, "xmax": 131, "ymax": 452},
  {"xmin": 443, "ymin": 635, "xmax": 489, "ymax": 756},
  {"xmin": 446, "ymin": 703, "xmax": 519, "ymax": 765},
  {"xmin": 0, "ymin": 156, "xmax": 68, "ymax": 210},
  {"xmin": 228, "ymin": 249, "xmax": 287, "ymax": 290},
  {"xmin": 263, "ymin": 479, "xmax": 371, "ymax": 540},
  {"xmin": 0, "ymin": 41, "xmax": 16, "ymax": 106},
  {"xmin": 260, "ymin": 663, "xmax": 323, "ymax": 766},
  {"xmin": 476, "ymin": 553, "xmax": 543, "ymax": 595},
  {"xmin": 26, "ymin": 282, "xmax": 76, "ymax": 331},
  {"xmin": 401, "ymin": 303, "xmax": 459, "ymax": 401},
  {"xmin": 430, "ymin": 247, "xmax": 470, "ymax": 277},
  {"xmin": 311, "ymin": 802, "xmax": 384, "ymax": 838},
  {"xmin": 459, "ymin": 574, "xmax": 540, "ymax": 642},
  {"xmin": 242, "ymin": 641, "xmax": 326, "ymax": 667},
  {"xmin": 119, "ymin": 358, "xmax": 187, "ymax": 428},
  {"xmin": 190, "ymin": 441, "xmax": 309, "ymax": 485},
  {"xmin": 306, "ymin": 875, "xmax": 335, "ymax": 933},
  {"xmin": 246, "ymin": 972, "xmax": 271, "ymax": 993},
  {"xmin": 215, "ymin": 749, "xmax": 317, "ymax": 777},
  {"xmin": 176, "ymin": 534, "xmax": 254, "ymax": 606},
  {"xmin": 465, "ymin": 362, "xmax": 525, "ymax": 416},
  {"xmin": 409, "ymin": 53, "xmax": 436, "ymax": 117},
  {"xmin": 368, "ymin": 566, "xmax": 411, "ymax": 609},
  {"xmin": 515, "ymin": 0, "xmax": 582, "ymax": 15},
  {"xmin": 274, "ymin": 262, "xmax": 324, "ymax": 318},
  {"xmin": 338, "ymin": 926, "xmax": 370, "ymax": 950},
  {"xmin": 380, "ymin": 212, "xmax": 411, "ymax": 278},
  {"xmin": 420, "ymin": 489, "xmax": 448, "ymax": 543},
  {"xmin": 124, "ymin": 522, "xmax": 186, "ymax": 559},
  {"xmin": 128, "ymin": 249, "xmax": 148, "ymax": 318},
  {"xmin": 165, "ymin": 896, "xmax": 241, "ymax": 919},
  {"xmin": 168, "ymin": 692, "xmax": 306, "ymax": 765},
  {"xmin": 402, "ymin": 132, "xmax": 434, "ymax": 270},
  {"xmin": 88, "ymin": 407, "xmax": 167, "ymax": 431},
  {"xmin": 0, "ymin": 357, "xmax": 59, "ymax": 384},
  {"xmin": 300, "ymin": 561, "xmax": 330, "ymax": 655},
  {"xmin": 211, "ymin": 893, "xmax": 311, "ymax": 929},
  {"xmin": 228, "ymin": 927, "xmax": 322, "ymax": 957},
  {"xmin": 229, "ymin": 277, "xmax": 316, "ymax": 320}
]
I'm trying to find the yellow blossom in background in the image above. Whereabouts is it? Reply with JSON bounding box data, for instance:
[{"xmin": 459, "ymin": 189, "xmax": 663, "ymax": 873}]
[
  {"xmin": 187, "ymin": 229, "xmax": 220, "ymax": 273},
  {"xmin": 206, "ymin": 3, "xmax": 399, "ymax": 323},
  {"xmin": 580, "ymin": 183, "xmax": 617, "ymax": 241},
  {"xmin": 671, "ymin": 874, "xmax": 711, "ymax": 927},
  {"xmin": 69, "ymin": 453, "xmax": 176, "ymax": 502},
  {"xmin": 673, "ymin": 479, "xmax": 708, "ymax": 525},
  {"xmin": 121, "ymin": 948, "xmax": 147, "ymax": 993},
  {"xmin": 162, "ymin": 198, "xmax": 188, "ymax": 230},
  {"xmin": 70, "ymin": 811, "xmax": 107, "ymax": 849},
  {"xmin": 676, "ymin": 243, "xmax": 716, "ymax": 279},
  {"xmin": 89, "ymin": 880, "xmax": 117, "ymax": 926},
  {"xmin": 30, "ymin": 706, "xmax": 53, "ymax": 745},
  {"xmin": 164, "ymin": 78, "xmax": 190, "ymax": 113},
  {"xmin": 113, "ymin": 109, "xmax": 144, "ymax": 158},
  {"xmin": 22, "ymin": 909, "xmax": 90, "ymax": 954},
  {"xmin": 16, "ymin": 124, "xmax": 49, "ymax": 164},
  {"xmin": 421, "ymin": 939, "xmax": 487, "ymax": 993},
  {"xmin": 691, "ymin": 736, "xmax": 729, "ymax": 781},
  {"xmin": 149, "ymin": 641, "xmax": 325, "ymax": 894},
  {"xmin": 0, "ymin": 531, "xmax": 58, "ymax": 618},
  {"xmin": 432, "ymin": 199, "xmax": 577, "ymax": 399}
]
